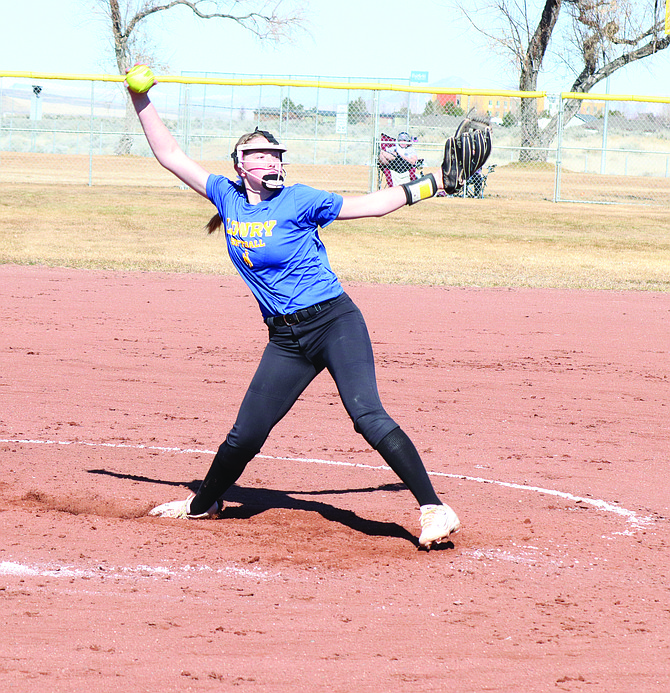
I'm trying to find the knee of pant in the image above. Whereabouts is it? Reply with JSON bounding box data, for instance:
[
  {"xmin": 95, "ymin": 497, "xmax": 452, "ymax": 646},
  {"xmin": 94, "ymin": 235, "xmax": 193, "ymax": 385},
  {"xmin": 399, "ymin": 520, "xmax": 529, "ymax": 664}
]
[
  {"xmin": 225, "ymin": 428, "xmax": 265, "ymax": 455},
  {"xmin": 212, "ymin": 440, "xmax": 258, "ymax": 469},
  {"xmin": 353, "ymin": 411, "xmax": 398, "ymax": 449}
]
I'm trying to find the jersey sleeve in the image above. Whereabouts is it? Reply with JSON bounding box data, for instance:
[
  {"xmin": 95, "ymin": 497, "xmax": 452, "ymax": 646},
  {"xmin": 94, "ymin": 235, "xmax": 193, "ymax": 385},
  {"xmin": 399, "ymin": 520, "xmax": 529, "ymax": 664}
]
[
  {"xmin": 294, "ymin": 185, "xmax": 343, "ymax": 229},
  {"xmin": 206, "ymin": 173, "xmax": 232, "ymax": 210}
]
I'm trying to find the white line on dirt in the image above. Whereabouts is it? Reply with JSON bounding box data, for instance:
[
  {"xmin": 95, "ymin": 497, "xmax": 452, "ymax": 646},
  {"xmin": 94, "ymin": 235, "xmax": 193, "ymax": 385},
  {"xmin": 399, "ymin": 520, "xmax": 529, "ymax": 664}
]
[
  {"xmin": 1, "ymin": 437, "xmax": 653, "ymax": 529},
  {"xmin": 0, "ymin": 559, "xmax": 272, "ymax": 580}
]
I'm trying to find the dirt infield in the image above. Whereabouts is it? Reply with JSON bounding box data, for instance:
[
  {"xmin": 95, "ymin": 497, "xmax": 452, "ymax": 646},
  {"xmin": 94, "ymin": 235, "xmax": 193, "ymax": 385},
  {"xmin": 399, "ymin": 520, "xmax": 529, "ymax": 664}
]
[{"xmin": 1, "ymin": 264, "xmax": 668, "ymax": 692}]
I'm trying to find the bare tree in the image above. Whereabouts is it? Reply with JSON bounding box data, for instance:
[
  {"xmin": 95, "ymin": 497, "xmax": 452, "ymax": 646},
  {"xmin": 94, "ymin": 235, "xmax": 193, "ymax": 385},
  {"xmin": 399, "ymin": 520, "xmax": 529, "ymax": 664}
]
[
  {"xmin": 453, "ymin": 0, "xmax": 670, "ymax": 160},
  {"xmin": 95, "ymin": 0, "xmax": 306, "ymax": 153}
]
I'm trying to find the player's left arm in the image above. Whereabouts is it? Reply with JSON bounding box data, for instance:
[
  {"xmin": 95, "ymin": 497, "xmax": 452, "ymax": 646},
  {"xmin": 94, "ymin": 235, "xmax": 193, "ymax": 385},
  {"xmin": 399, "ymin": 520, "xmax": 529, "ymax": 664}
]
[{"xmin": 337, "ymin": 171, "xmax": 442, "ymax": 219}]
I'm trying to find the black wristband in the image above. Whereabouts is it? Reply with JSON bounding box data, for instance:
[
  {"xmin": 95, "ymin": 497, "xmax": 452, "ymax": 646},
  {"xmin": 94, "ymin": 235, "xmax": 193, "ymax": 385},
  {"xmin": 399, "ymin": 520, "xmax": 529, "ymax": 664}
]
[{"xmin": 401, "ymin": 173, "xmax": 438, "ymax": 205}]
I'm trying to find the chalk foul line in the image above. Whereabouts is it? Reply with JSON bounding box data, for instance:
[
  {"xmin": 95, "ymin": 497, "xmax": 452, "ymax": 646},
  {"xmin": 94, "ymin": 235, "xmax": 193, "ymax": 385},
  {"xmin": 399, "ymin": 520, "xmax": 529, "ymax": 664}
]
[
  {"xmin": 0, "ymin": 560, "xmax": 272, "ymax": 581},
  {"xmin": 0, "ymin": 437, "xmax": 653, "ymax": 529}
]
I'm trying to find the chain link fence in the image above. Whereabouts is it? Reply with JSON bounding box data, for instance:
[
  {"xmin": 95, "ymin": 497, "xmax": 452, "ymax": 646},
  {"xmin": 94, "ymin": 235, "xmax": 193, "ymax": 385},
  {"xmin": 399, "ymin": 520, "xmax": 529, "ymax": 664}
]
[{"xmin": 1, "ymin": 74, "xmax": 669, "ymax": 205}]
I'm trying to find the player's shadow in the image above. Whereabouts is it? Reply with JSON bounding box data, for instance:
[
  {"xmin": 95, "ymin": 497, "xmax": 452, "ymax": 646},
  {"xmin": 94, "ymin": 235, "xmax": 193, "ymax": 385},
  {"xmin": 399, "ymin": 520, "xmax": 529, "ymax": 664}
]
[{"xmin": 86, "ymin": 468, "xmax": 439, "ymax": 547}]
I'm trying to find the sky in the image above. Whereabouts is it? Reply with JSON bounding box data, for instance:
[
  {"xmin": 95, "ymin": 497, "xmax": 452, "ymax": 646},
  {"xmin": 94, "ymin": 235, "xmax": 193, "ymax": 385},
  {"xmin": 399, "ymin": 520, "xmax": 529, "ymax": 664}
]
[{"xmin": 2, "ymin": 0, "xmax": 670, "ymax": 97}]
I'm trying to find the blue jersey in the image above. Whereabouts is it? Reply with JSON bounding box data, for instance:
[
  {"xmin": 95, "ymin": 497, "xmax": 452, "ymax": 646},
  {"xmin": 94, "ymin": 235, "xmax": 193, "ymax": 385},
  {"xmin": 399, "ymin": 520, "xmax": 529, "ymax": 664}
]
[{"xmin": 206, "ymin": 175, "xmax": 344, "ymax": 318}]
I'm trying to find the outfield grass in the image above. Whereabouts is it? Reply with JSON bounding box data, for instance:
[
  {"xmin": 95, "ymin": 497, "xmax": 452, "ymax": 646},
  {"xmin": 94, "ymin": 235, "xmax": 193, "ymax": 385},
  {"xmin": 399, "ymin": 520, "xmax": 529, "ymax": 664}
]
[{"xmin": 1, "ymin": 182, "xmax": 668, "ymax": 291}]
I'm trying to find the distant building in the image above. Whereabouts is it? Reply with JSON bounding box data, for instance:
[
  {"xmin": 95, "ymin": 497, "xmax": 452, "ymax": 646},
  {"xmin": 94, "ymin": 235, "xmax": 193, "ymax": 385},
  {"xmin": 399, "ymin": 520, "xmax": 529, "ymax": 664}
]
[
  {"xmin": 434, "ymin": 93, "xmax": 461, "ymax": 110},
  {"xmin": 580, "ymin": 100, "xmax": 606, "ymax": 117},
  {"xmin": 430, "ymin": 92, "xmax": 518, "ymax": 118}
]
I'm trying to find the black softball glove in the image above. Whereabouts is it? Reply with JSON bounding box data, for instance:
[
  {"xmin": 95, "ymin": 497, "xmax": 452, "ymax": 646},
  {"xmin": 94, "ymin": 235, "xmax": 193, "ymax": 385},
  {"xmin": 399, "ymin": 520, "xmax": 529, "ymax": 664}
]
[{"xmin": 442, "ymin": 111, "xmax": 492, "ymax": 195}]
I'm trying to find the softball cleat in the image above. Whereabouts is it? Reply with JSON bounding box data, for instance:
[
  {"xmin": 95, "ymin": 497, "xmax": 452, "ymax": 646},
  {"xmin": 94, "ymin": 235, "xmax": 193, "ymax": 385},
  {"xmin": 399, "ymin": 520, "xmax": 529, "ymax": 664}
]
[
  {"xmin": 418, "ymin": 503, "xmax": 462, "ymax": 549},
  {"xmin": 148, "ymin": 493, "xmax": 220, "ymax": 519}
]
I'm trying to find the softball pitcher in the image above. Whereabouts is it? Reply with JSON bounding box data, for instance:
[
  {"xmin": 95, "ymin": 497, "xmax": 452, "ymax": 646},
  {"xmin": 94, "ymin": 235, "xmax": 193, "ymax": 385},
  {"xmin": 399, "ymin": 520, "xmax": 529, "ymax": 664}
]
[{"xmin": 128, "ymin": 73, "xmax": 490, "ymax": 549}]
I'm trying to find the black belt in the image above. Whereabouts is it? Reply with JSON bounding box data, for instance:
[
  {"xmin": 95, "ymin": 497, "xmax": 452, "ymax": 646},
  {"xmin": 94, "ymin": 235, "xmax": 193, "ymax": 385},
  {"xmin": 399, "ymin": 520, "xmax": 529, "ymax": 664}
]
[{"xmin": 265, "ymin": 297, "xmax": 339, "ymax": 327}]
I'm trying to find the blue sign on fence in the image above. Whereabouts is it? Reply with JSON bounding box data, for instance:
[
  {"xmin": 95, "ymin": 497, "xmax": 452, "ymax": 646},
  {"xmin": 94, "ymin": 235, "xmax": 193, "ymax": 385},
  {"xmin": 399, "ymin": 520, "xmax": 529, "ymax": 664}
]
[{"xmin": 410, "ymin": 71, "xmax": 429, "ymax": 83}]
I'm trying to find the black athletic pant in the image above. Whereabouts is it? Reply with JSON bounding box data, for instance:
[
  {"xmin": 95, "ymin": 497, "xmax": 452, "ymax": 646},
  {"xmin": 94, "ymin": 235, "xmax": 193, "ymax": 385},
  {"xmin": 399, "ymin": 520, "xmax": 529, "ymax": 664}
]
[{"xmin": 190, "ymin": 293, "xmax": 440, "ymax": 514}]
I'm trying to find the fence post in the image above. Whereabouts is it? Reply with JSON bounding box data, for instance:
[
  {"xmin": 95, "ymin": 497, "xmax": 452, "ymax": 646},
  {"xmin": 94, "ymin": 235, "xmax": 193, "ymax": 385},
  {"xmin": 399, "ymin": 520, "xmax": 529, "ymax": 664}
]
[
  {"xmin": 0, "ymin": 78, "xmax": 3, "ymax": 169},
  {"xmin": 343, "ymin": 89, "xmax": 350, "ymax": 167},
  {"xmin": 553, "ymin": 95, "xmax": 564, "ymax": 202},
  {"xmin": 600, "ymin": 76, "xmax": 610, "ymax": 175},
  {"xmin": 369, "ymin": 89, "xmax": 381, "ymax": 193},
  {"xmin": 179, "ymin": 83, "xmax": 191, "ymax": 157},
  {"xmin": 178, "ymin": 84, "xmax": 191, "ymax": 190},
  {"xmin": 313, "ymin": 86, "xmax": 319, "ymax": 165},
  {"xmin": 229, "ymin": 85, "xmax": 235, "ymax": 138},
  {"xmin": 88, "ymin": 81, "xmax": 94, "ymax": 186},
  {"xmin": 200, "ymin": 84, "xmax": 207, "ymax": 160}
]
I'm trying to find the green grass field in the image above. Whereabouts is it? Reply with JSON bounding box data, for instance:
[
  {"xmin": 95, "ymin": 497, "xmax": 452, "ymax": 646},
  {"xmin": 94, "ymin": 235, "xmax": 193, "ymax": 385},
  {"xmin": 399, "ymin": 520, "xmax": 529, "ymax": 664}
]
[{"xmin": 1, "ymin": 181, "xmax": 669, "ymax": 291}]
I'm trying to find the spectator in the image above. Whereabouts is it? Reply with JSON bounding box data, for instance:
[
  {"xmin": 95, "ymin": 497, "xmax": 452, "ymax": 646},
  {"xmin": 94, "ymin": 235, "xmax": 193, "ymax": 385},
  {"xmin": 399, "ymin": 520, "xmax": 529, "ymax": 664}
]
[{"xmin": 379, "ymin": 132, "xmax": 421, "ymax": 186}]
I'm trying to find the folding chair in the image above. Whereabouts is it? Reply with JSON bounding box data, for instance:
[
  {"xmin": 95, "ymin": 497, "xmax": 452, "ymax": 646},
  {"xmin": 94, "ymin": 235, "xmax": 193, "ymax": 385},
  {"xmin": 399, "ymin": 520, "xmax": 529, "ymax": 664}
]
[
  {"xmin": 464, "ymin": 164, "xmax": 496, "ymax": 198},
  {"xmin": 377, "ymin": 133, "xmax": 424, "ymax": 189}
]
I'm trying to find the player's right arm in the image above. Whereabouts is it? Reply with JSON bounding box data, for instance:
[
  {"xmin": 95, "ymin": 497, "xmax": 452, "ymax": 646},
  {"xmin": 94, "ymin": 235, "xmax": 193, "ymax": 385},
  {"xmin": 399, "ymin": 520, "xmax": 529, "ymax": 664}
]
[{"xmin": 129, "ymin": 91, "xmax": 210, "ymax": 198}]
